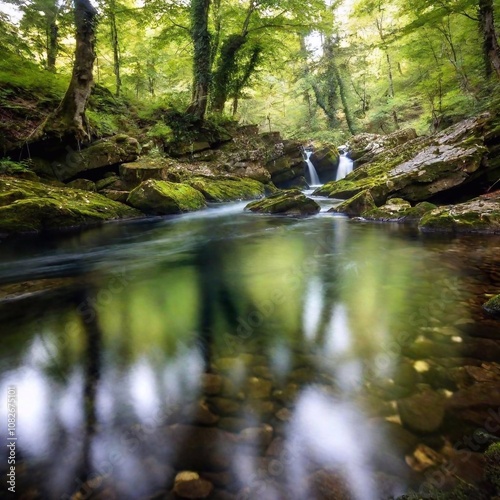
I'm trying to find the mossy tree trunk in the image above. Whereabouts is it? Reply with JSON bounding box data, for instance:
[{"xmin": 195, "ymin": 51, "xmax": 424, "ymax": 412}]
[
  {"xmin": 43, "ymin": 0, "xmax": 98, "ymax": 142},
  {"xmin": 478, "ymin": 0, "xmax": 500, "ymax": 79},
  {"xmin": 108, "ymin": 0, "xmax": 121, "ymax": 96},
  {"xmin": 186, "ymin": 0, "xmax": 212, "ymax": 122},
  {"xmin": 47, "ymin": 18, "xmax": 58, "ymax": 72}
]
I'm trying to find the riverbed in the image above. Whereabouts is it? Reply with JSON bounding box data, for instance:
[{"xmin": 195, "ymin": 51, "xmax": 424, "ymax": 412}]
[{"xmin": 1, "ymin": 201, "xmax": 499, "ymax": 499}]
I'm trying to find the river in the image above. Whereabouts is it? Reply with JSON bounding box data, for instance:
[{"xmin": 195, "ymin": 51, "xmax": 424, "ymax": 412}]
[{"xmin": 1, "ymin": 199, "xmax": 500, "ymax": 499}]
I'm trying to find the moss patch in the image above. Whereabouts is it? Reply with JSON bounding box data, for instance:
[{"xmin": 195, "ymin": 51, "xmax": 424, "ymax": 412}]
[
  {"xmin": 185, "ymin": 176, "xmax": 266, "ymax": 202},
  {"xmin": 483, "ymin": 294, "xmax": 500, "ymax": 316},
  {"xmin": 246, "ymin": 189, "xmax": 320, "ymax": 216},
  {"xmin": 127, "ymin": 179, "xmax": 206, "ymax": 215},
  {"xmin": 0, "ymin": 176, "xmax": 140, "ymax": 233}
]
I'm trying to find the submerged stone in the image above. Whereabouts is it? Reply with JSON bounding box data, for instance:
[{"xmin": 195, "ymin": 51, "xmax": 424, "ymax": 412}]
[
  {"xmin": 127, "ymin": 179, "xmax": 206, "ymax": 215},
  {"xmin": 397, "ymin": 387, "xmax": 445, "ymax": 433},
  {"xmin": 245, "ymin": 189, "xmax": 320, "ymax": 216},
  {"xmin": 173, "ymin": 471, "xmax": 214, "ymax": 499}
]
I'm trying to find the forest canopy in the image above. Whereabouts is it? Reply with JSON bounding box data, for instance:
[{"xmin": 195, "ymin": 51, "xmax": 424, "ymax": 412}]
[{"xmin": 1, "ymin": 0, "xmax": 499, "ymax": 144}]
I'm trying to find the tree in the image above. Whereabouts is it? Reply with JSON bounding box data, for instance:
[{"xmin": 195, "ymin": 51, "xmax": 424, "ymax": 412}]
[
  {"xmin": 186, "ymin": 0, "xmax": 212, "ymax": 121},
  {"xmin": 42, "ymin": 0, "xmax": 98, "ymax": 141},
  {"xmin": 478, "ymin": 0, "xmax": 500, "ymax": 78}
]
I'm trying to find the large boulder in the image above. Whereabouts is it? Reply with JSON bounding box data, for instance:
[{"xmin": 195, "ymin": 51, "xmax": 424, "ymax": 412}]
[
  {"xmin": 119, "ymin": 158, "xmax": 175, "ymax": 188},
  {"xmin": 329, "ymin": 189, "xmax": 376, "ymax": 216},
  {"xmin": 0, "ymin": 176, "xmax": 140, "ymax": 234},
  {"xmin": 185, "ymin": 176, "xmax": 267, "ymax": 202},
  {"xmin": 348, "ymin": 128, "xmax": 418, "ymax": 166},
  {"xmin": 315, "ymin": 114, "xmax": 497, "ymax": 209},
  {"xmin": 419, "ymin": 191, "xmax": 500, "ymax": 234},
  {"xmin": 245, "ymin": 189, "xmax": 320, "ymax": 216},
  {"xmin": 40, "ymin": 135, "xmax": 141, "ymax": 181},
  {"xmin": 126, "ymin": 179, "xmax": 206, "ymax": 215},
  {"xmin": 264, "ymin": 140, "xmax": 308, "ymax": 188},
  {"xmin": 310, "ymin": 146, "xmax": 340, "ymax": 183}
]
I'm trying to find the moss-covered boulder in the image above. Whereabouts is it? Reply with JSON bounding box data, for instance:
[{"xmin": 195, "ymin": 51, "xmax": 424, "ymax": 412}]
[
  {"xmin": 329, "ymin": 189, "xmax": 376, "ymax": 216},
  {"xmin": 483, "ymin": 294, "xmax": 500, "ymax": 316},
  {"xmin": 127, "ymin": 179, "xmax": 206, "ymax": 215},
  {"xmin": 39, "ymin": 135, "xmax": 141, "ymax": 181},
  {"xmin": 0, "ymin": 176, "xmax": 140, "ymax": 234},
  {"xmin": 119, "ymin": 158, "xmax": 176, "ymax": 188},
  {"xmin": 310, "ymin": 146, "xmax": 340, "ymax": 182},
  {"xmin": 348, "ymin": 128, "xmax": 418, "ymax": 165},
  {"xmin": 66, "ymin": 179, "xmax": 96, "ymax": 191},
  {"xmin": 185, "ymin": 176, "xmax": 266, "ymax": 202},
  {"xmin": 315, "ymin": 114, "xmax": 496, "ymax": 207},
  {"xmin": 419, "ymin": 192, "xmax": 500, "ymax": 233},
  {"xmin": 485, "ymin": 442, "xmax": 500, "ymax": 490},
  {"xmin": 362, "ymin": 199, "xmax": 437, "ymax": 222},
  {"xmin": 245, "ymin": 189, "xmax": 320, "ymax": 216}
]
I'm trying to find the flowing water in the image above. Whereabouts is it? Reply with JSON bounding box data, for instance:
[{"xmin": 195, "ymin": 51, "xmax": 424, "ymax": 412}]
[
  {"xmin": 305, "ymin": 151, "xmax": 321, "ymax": 187},
  {"xmin": 336, "ymin": 153, "xmax": 354, "ymax": 181},
  {"xmin": 1, "ymin": 203, "xmax": 500, "ymax": 500}
]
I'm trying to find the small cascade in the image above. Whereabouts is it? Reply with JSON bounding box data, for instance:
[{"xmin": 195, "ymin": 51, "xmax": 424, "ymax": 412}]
[
  {"xmin": 304, "ymin": 150, "xmax": 321, "ymax": 186},
  {"xmin": 336, "ymin": 153, "xmax": 354, "ymax": 181}
]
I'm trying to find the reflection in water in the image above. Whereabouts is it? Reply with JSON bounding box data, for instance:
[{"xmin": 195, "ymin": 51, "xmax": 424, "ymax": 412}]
[{"xmin": 0, "ymin": 207, "xmax": 499, "ymax": 498}]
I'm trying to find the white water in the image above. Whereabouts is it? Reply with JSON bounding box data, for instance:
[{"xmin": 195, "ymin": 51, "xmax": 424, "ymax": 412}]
[
  {"xmin": 305, "ymin": 150, "xmax": 321, "ymax": 186},
  {"xmin": 336, "ymin": 153, "xmax": 354, "ymax": 181}
]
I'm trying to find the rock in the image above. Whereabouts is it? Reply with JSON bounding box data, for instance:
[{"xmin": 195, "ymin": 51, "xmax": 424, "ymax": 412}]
[
  {"xmin": 218, "ymin": 417, "xmax": 252, "ymax": 432},
  {"xmin": 484, "ymin": 294, "xmax": 500, "ymax": 316},
  {"xmin": 308, "ymin": 469, "xmax": 353, "ymax": 500},
  {"xmin": 315, "ymin": 114, "xmax": 496, "ymax": 210},
  {"xmin": 485, "ymin": 443, "xmax": 500, "ymax": 490},
  {"xmin": 119, "ymin": 158, "xmax": 176, "ymax": 188},
  {"xmin": 446, "ymin": 382, "xmax": 500, "ymax": 409},
  {"xmin": 0, "ymin": 176, "xmax": 141, "ymax": 234},
  {"xmin": 184, "ymin": 400, "xmax": 220, "ymax": 426},
  {"xmin": 207, "ymin": 397, "xmax": 240, "ymax": 416},
  {"xmin": 165, "ymin": 425, "xmax": 238, "ymax": 471},
  {"xmin": 329, "ymin": 189, "xmax": 376, "ymax": 216},
  {"xmin": 66, "ymin": 178, "xmax": 96, "ymax": 191},
  {"xmin": 310, "ymin": 146, "xmax": 340, "ymax": 182},
  {"xmin": 264, "ymin": 139, "xmax": 308, "ymax": 188},
  {"xmin": 245, "ymin": 189, "xmax": 320, "ymax": 216},
  {"xmin": 185, "ymin": 176, "xmax": 266, "ymax": 202},
  {"xmin": 348, "ymin": 128, "xmax": 418, "ymax": 165},
  {"xmin": 101, "ymin": 189, "xmax": 129, "ymax": 203},
  {"xmin": 202, "ymin": 374, "xmax": 223, "ymax": 396},
  {"xmin": 95, "ymin": 175, "xmax": 122, "ymax": 191},
  {"xmin": 43, "ymin": 135, "xmax": 140, "ymax": 181},
  {"xmin": 246, "ymin": 377, "xmax": 272, "ymax": 399},
  {"xmin": 420, "ymin": 192, "xmax": 500, "ymax": 234},
  {"xmin": 127, "ymin": 179, "xmax": 206, "ymax": 215},
  {"xmin": 173, "ymin": 471, "xmax": 214, "ymax": 499},
  {"xmin": 397, "ymin": 387, "xmax": 445, "ymax": 433},
  {"xmin": 229, "ymin": 161, "xmax": 271, "ymax": 183},
  {"xmin": 239, "ymin": 424, "xmax": 274, "ymax": 448}
]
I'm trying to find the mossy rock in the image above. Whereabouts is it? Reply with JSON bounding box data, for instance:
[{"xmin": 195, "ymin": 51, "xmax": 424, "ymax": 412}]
[
  {"xmin": 66, "ymin": 179, "xmax": 97, "ymax": 191},
  {"xmin": 362, "ymin": 200, "xmax": 437, "ymax": 222},
  {"xmin": 329, "ymin": 189, "xmax": 376, "ymax": 216},
  {"xmin": 40, "ymin": 135, "xmax": 141, "ymax": 181},
  {"xmin": 185, "ymin": 176, "xmax": 266, "ymax": 202},
  {"xmin": 420, "ymin": 196, "xmax": 500, "ymax": 233},
  {"xmin": 485, "ymin": 442, "xmax": 500, "ymax": 490},
  {"xmin": 127, "ymin": 179, "xmax": 206, "ymax": 215},
  {"xmin": 0, "ymin": 176, "xmax": 140, "ymax": 234},
  {"xmin": 484, "ymin": 294, "xmax": 500, "ymax": 316},
  {"xmin": 245, "ymin": 189, "xmax": 320, "ymax": 216}
]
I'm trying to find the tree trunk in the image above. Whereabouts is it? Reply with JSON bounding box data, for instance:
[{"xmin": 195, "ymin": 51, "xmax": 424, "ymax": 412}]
[
  {"xmin": 385, "ymin": 51, "xmax": 395, "ymax": 98},
  {"xmin": 109, "ymin": 6, "xmax": 121, "ymax": 96},
  {"xmin": 47, "ymin": 20, "xmax": 58, "ymax": 72},
  {"xmin": 44, "ymin": 0, "xmax": 98, "ymax": 142},
  {"xmin": 211, "ymin": 34, "xmax": 246, "ymax": 112},
  {"xmin": 478, "ymin": 0, "xmax": 500, "ymax": 78},
  {"xmin": 333, "ymin": 62, "xmax": 356, "ymax": 135},
  {"xmin": 186, "ymin": 0, "xmax": 212, "ymax": 122}
]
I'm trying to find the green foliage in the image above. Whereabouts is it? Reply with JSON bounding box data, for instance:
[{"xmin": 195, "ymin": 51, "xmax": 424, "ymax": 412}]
[{"xmin": 0, "ymin": 158, "xmax": 32, "ymax": 175}]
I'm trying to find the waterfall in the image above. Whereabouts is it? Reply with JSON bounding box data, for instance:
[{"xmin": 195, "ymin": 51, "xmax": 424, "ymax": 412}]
[
  {"xmin": 304, "ymin": 150, "xmax": 321, "ymax": 186},
  {"xmin": 336, "ymin": 153, "xmax": 354, "ymax": 181}
]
